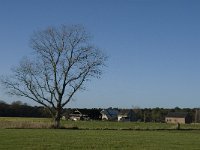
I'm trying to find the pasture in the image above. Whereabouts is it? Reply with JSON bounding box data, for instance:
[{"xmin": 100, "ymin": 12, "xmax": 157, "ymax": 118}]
[
  {"xmin": 0, "ymin": 117, "xmax": 200, "ymax": 149},
  {"xmin": 0, "ymin": 129, "xmax": 200, "ymax": 149}
]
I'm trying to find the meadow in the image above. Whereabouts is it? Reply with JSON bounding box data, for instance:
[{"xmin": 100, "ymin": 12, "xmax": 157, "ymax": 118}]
[
  {"xmin": 0, "ymin": 117, "xmax": 200, "ymax": 149},
  {"xmin": 0, "ymin": 129, "xmax": 200, "ymax": 149},
  {"xmin": 1, "ymin": 117, "xmax": 200, "ymax": 130}
]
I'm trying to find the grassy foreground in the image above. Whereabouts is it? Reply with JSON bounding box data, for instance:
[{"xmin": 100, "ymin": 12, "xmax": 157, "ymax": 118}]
[
  {"xmin": 0, "ymin": 117, "xmax": 200, "ymax": 149},
  {"xmin": 0, "ymin": 129, "xmax": 200, "ymax": 150}
]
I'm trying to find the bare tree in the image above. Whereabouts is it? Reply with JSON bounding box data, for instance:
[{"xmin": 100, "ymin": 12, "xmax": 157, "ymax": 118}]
[{"xmin": 1, "ymin": 25, "xmax": 106, "ymax": 128}]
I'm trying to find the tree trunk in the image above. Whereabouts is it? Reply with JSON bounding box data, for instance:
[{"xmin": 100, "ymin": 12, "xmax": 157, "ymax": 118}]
[
  {"xmin": 54, "ymin": 108, "xmax": 62, "ymax": 128},
  {"xmin": 54, "ymin": 117, "xmax": 60, "ymax": 128},
  {"xmin": 143, "ymin": 112, "xmax": 146, "ymax": 123}
]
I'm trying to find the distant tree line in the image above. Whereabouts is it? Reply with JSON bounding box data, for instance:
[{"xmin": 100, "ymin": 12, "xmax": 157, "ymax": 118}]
[
  {"xmin": 0, "ymin": 100, "xmax": 198, "ymax": 122},
  {"xmin": 132, "ymin": 107, "xmax": 196, "ymax": 123},
  {"xmin": 0, "ymin": 100, "xmax": 102, "ymax": 119},
  {"xmin": 0, "ymin": 101, "xmax": 51, "ymax": 118}
]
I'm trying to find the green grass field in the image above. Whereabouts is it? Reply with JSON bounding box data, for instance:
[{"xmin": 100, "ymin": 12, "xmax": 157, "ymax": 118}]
[
  {"xmin": 0, "ymin": 129, "xmax": 200, "ymax": 149},
  {"xmin": 0, "ymin": 117, "xmax": 200, "ymax": 149}
]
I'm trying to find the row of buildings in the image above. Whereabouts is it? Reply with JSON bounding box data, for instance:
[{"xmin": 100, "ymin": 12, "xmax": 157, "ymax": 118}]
[{"xmin": 63, "ymin": 108, "xmax": 193, "ymax": 124}]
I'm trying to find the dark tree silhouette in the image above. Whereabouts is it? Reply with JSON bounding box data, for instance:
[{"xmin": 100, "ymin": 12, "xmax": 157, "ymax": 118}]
[{"xmin": 1, "ymin": 25, "xmax": 106, "ymax": 128}]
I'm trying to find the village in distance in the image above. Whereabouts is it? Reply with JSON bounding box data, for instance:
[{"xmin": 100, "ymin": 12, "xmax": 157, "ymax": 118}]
[{"xmin": 1, "ymin": 100, "xmax": 200, "ymax": 125}]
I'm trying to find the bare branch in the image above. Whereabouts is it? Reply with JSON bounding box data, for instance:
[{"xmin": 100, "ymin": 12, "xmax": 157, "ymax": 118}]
[{"xmin": 1, "ymin": 24, "xmax": 107, "ymax": 128}]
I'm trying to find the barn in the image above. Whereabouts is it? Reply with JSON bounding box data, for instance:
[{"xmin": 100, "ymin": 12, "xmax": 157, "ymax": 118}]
[{"xmin": 165, "ymin": 112, "xmax": 191, "ymax": 124}]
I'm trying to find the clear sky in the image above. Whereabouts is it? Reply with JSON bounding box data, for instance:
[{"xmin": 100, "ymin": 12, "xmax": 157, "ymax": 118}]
[{"xmin": 0, "ymin": 0, "xmax": 200, "ymax": 108}]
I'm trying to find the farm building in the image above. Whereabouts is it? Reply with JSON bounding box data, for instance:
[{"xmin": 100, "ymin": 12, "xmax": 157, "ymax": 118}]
[
  {"xmin": 62, "ymin": 108, "xmax": 102, "ymax": 120},
  {"xmin": 69, "ymin": 109, "xmax": 89, "ymax": 121},
  {"xmin": 101, "ymin": 108, "xmax": 119, "ymax": 121},
  {"xmin": 165, "ymin": 112, "xmax": 191, "ymax": 124},
  {"xmin": 118, "ymin": 109, "xmax": 136, "ymax": 122}
]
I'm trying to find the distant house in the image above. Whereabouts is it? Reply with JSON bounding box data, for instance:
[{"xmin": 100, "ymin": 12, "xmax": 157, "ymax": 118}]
[
  {"xmin": 118, "ymin": 109, "xmax": 135, "ymax": 122},
  {"xmin": 165, "ymin": 112, "xmax": 191, "ymax": 124},
  {"xmin": 62, "ymin": 109, "xmax": 72, "ymax": 120},
  {"xmin": 69, "ymin": 109, "xmax": 89, "ymax": 121},
  {"xmin": 100, "ymin": 108, "xmax": 119, "ymax": 121},
  {"xmin": 62, "ymin": 108, "xmax": 102, "ymax": 121}
]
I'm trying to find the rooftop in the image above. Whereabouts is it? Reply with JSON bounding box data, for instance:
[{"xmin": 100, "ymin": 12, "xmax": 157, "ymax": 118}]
[{"xmin": 166, "ymin": 112, "xmax": 188, "ymax": 118}]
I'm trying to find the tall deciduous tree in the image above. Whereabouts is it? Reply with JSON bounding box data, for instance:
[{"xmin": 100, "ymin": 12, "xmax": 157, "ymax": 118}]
[{"xmin": 1, "ymin": 25, "xmax": 106, "ymax": 128}]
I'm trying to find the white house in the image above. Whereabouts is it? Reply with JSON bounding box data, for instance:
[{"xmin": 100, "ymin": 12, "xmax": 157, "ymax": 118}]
[
  {"xmin": 100, "ymin": 108, "xmax": 119, "ymax": 121},
  {"xmin": 118, "ymin": 109, "xmax": 135, "ymax": 122}
]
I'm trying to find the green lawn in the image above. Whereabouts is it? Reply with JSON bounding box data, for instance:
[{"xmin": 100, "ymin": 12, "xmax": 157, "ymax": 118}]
[
  {"xmin": 0, "ymin": 129, "xmax": 200, "ymax": 149},
  {"xmin": 0, "ymin": 117, "xmax": 200, "ymax": 149}
]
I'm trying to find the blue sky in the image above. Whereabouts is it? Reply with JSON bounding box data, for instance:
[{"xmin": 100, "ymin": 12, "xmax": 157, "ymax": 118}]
[{"xmin": 0, "ymin": 0, "xmax": 200, "ymax": 108}]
